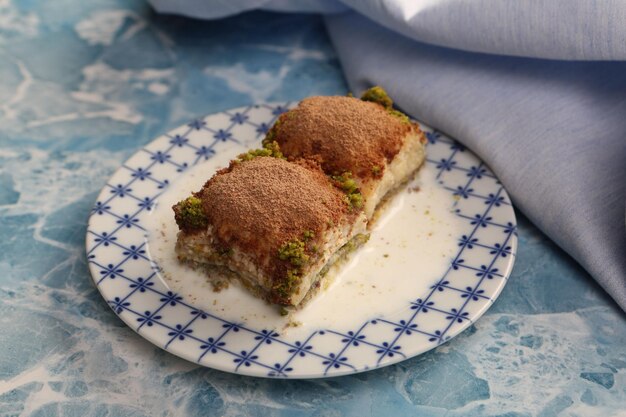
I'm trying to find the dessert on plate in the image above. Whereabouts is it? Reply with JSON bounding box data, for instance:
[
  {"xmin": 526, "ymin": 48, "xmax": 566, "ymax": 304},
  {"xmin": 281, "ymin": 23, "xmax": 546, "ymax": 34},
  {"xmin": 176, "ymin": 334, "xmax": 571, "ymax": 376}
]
[
  {"xmin": 173, "ymin": 154, "xmax": 368, "ymax": 307},
  {"xmin": 172, "ymin": 87, "xmax": 425, "ymax": 308},
  {"xmin": 266, "ymin": 87, "xmax": 426, "ymax": 219}
]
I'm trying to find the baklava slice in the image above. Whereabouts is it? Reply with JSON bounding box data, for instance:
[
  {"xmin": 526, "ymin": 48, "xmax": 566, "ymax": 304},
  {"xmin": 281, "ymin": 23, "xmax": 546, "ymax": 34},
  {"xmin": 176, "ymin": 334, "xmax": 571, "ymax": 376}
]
[
  {"xmin": 265, "ymin": 87, "xmax": 426, "ymax": 219},
  {"xmin": 173, "ymin": 155, "xmax": 368, "ymax": 307}
]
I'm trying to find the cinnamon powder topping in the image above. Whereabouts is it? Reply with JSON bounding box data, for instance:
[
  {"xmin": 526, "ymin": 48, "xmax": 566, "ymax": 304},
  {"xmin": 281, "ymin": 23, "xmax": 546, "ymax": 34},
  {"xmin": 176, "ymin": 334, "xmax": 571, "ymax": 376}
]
[
  {"xmin": 270, "ymin": 96, "xmax": 416, "ymax": 179},
  {"xmin": 198, "ymin": 157, "xmax": 354, "ymax": 290}
]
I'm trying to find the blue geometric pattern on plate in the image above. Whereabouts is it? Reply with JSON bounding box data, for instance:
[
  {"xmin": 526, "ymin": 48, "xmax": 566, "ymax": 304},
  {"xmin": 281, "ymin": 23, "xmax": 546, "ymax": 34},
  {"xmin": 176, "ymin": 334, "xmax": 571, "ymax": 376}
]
[{"xmin": 86, "ymin": 103, "xmax": 517, "ymax": 378}]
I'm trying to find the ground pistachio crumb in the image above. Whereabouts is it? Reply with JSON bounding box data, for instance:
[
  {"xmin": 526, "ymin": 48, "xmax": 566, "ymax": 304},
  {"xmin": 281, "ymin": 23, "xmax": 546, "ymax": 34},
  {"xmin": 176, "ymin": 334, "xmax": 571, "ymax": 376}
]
[
  {"xmin": 173, "ymin": 196, "xmax": 207, "ymax": 231},
  {"xmin": 278, "ymin": 239, "xmax": 309, "ymax": 266},
  {"xmin": 237, "ymin": 140, "xmax": 284, "ymax": 162},
  {"xmin": 332, "ymin": 172, "xmax": 364, "ymax": 209},
  {"xmin": 361, "ymin": 86, "xmax": 411, "ymax": 123},
  {"xmin": 273, "ymin": 268, "xmax": 301, "ymax": 300},
  {"xmin": 347, "ymin": 193, "xmax": 363, "ymax": 209},
  {"xmin": 387, "ymin": 108, "xmax": 410, "ymax": 124},
  {"xmin": 361, "ymin": 86, "xmax": 392, "ymax": 108}
]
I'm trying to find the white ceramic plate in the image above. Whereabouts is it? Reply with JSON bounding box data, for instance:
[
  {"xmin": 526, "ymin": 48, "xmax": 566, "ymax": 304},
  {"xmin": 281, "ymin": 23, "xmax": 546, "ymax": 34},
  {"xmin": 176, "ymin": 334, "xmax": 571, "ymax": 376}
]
[{"xmin": 86, "ymin": 103, "xmax": 517, "ymax": 378}]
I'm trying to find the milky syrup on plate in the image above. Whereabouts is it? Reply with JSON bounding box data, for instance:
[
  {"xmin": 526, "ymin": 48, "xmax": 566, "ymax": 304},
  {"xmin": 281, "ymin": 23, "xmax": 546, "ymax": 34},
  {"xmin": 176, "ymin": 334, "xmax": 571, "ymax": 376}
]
[{"xmin": 146, "ymin": 150, "xmax": 463, "ymax": 337}]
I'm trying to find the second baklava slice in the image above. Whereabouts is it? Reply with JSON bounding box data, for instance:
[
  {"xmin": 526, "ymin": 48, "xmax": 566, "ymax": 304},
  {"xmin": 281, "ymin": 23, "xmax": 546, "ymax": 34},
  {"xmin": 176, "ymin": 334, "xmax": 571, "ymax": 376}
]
[{"xmin": 265, "ymin": 87, "xmax": 426, "ymax": 219}]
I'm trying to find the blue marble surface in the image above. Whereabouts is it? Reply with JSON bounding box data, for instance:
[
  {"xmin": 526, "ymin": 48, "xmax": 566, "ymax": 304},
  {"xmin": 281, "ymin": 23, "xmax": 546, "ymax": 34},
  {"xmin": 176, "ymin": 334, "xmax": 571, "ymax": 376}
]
[{"xmin": 0, "ymin": 1, "xmax": 624, "ymax": 416}]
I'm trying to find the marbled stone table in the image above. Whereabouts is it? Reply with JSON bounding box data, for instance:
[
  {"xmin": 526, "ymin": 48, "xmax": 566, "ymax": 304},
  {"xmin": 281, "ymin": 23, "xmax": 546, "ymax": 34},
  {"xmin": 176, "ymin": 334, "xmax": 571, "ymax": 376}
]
[{"xmin": 0, "ymin": 1, "xmax": 624, "ymax": 416}]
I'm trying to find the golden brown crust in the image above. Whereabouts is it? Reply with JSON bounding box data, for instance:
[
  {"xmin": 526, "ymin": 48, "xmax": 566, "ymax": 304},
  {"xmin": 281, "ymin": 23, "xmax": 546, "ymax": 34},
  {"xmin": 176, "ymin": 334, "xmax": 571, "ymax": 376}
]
[
  {"xmin": 272, "ymin": 96, "xmax": 419, "ymax": 179},
  {"xmin": 196, "ymin": 157, "xmax": 355, "ymax": 300}
]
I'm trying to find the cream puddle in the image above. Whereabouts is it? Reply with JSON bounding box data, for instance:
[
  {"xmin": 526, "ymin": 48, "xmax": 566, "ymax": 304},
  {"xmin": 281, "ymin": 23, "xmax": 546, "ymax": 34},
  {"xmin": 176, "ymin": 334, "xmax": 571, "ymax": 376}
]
[{"xmin": 146, "ymin": 152, "xmax": 463, "ymax": 337}]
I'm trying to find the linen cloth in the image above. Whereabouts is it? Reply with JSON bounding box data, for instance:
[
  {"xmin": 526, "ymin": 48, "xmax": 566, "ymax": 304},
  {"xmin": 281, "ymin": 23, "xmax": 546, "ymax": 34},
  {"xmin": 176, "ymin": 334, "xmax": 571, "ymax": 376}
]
[{"xmin": 149, "ymin": 0, "xmax": 626, "ymax": 311}]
